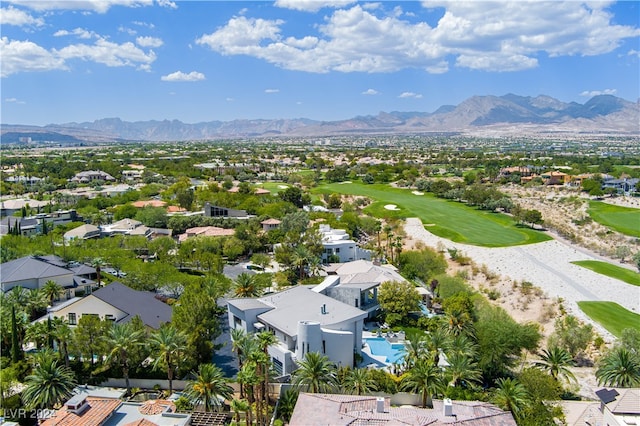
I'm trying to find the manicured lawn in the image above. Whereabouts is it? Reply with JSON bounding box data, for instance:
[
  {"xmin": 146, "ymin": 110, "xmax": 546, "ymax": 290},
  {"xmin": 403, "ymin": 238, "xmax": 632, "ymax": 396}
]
[
  {"xmin": 588, "ymin": 201, "xmax": 640, "ymax": 237},
  {"xmin": 572, "ymin": 260, "xmax": 640, "ymax": 287},
  {"xmin": 577, "ymin": 301, "xmax": 640, "ymax": 337},
  {"xmin": 314, "ymin": 183, "xmax": 551, "ymax": 247}
]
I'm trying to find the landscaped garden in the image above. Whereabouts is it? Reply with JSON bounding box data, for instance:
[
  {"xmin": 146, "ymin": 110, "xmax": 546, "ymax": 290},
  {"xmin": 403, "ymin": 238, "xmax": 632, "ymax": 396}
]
[
  {"xmin": 588, "ymin": 201, "xmax": 640, "ymax": 237},
  {"xmin": 315, "ymin": 182, "xmax": 551, "ymax": 247},
  {"xmin": 577, "ymin": 301, "xmax": 640, "ymax": 337},
  {"xmin": 572, "ymin": 260, "xmax": 640, "ymax": 286}
]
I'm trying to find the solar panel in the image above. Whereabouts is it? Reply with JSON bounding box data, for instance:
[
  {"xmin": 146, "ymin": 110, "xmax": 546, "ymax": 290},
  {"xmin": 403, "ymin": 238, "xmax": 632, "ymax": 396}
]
[{"xmin": 595, "ymin": 388, "xmax": 619, "ymax": 404}]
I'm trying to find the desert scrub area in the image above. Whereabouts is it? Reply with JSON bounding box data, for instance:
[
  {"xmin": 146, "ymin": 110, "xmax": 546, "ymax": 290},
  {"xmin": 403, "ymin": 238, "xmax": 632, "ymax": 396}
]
[{"xmin": 502, "ymin": 185, "xmax": 639, "ymax": 260}]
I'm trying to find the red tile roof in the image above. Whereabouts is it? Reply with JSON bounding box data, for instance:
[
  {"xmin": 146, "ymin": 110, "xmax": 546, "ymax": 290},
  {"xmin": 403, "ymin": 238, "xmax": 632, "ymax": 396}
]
[{"xmin": 40, "ymin": 397, "xmax": 121, "ymax": 426}]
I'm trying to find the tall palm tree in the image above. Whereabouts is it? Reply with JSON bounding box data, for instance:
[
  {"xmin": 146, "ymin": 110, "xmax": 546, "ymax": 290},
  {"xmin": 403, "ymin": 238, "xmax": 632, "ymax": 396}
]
[
  {"xmin": 444, "ymin": 309, "xmax": 474, "ymax": 337},
  {"xmin": 492, "ymin": 377, "xmax": 530, "ymax": 418},
  {"xmin": 149, "ymin": 325, "xmax": 188, "ymax": 394},
  {"xmin": 401, "ymin": 359, "xmax": 444, "ymax": 408},
  {"xmin": 103, "ymin": 323, "xmax": 144, "ymax": 394},
  {"xmin": 185, "ymin": 364, "xmax": 233, "ymax": 412},
  {"xmin": 444, "ymin": 353, "xmax": 482, "ymax": 388},
  {"xmin": 230, "ymin": 328, "xmax": 248, "ymax": 371},
  {"xmin": 234, "ymin": 273, "xmax": 260, "ymax": 298},
  {"xmin": 425, "ymin": 328, "xmax": 451, "ymax": 365},
  {"xmin": 292, "ymin": 352, "xmax": 338, "ymax": 393},
  {"xmin": 52, "ymin": 318, "xmax": 73, "ymax": 368},
  {"xmin": 41, "ymin": 280, "xmax": 64, "ymax": 305},
  {"xmin": 91, "ymin": 257, "xmax": 105, "ymax": 287},
  {"xmin": 25, "ymin": 321, "xmax": 49, "ymax": 350},
  {"xmin": 21, "ymin": 357, "xmax": 77, "ymax": 409},
  {"xmin": 596, "ymin": 347, "xmax": 640, "ymax": 388},
  {"xmin": 343, "ymin": 368, "xmax": 377, "ymax": 395},
  {"xmin": 535, "ymin": 346, "xmax": 576, "ymax": 384},
  {"xmin": 447, "ymin": 334, "xmax": 479, "ymax": 359},
  {"xmin": 257, "ymin": 331, "xmax": 277, "ymax": 404}
]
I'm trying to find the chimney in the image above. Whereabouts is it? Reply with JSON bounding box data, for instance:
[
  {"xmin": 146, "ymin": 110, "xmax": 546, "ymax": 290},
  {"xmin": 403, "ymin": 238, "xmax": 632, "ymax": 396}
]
[
  {"xmin": 443, "ymin": 398, "xmax": 453, "ymax": 416},
  {"xmin": 376, "ymin": 397, "xmax": 385, "ymax": 413}
]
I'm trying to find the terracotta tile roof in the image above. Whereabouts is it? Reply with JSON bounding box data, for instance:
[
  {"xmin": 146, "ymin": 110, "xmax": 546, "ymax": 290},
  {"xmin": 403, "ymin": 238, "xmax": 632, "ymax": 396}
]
[
  {"xmin": 138, "ymin": 399, "xmax": 176, "ymax": 415},
  {"xmin": 40, "ymin": 397, "xmax": 121, "ymax": 426},
  {"xmin": 178, "ymin": 226, "xmax": 235, "ymax": 242},
  {"xmin": 124, "ymin": 419, "xmax": 159, "ymax": 426},
  {"xmin": 261, "ymin": 218, "xmax": 282, "ymax": 225},
  {"xmin": 166, "ymin": 205, "xmax": 186, "ymax": 213},
  {"xmin": 132, "ymin": 200, "xmax": 167, "ymax": 208}
]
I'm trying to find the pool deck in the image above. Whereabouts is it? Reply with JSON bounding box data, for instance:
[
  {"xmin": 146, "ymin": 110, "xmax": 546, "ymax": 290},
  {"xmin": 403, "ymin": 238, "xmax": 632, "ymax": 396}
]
[{"xmin": 360, "ymin": 331, "xmax": 407, "ymax": 370}]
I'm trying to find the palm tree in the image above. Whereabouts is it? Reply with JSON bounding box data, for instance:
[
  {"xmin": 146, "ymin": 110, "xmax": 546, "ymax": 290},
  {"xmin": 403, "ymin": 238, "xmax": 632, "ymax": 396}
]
[
  {"xmin": 401, "ymin": 359, "xmax": 444, "ymax": 408},
  {"xmin": 52, "ymin": 318, "xmax": 73, "ymax": 368},
  {"xmin": 91, "ymin": 257, "xmax": 105, "ymax": 286},
  {"xmin": 444, "ymin": 309, "xmax": 474, "ymax": 337},
  {"xmin": 234, "ymin": 273, "xmax": 260, "ymax": 298},
  {"xmin": 25, "ymin": 321, "xmax": 49, "ymax": 350},
  {"xmin": 185, "ymin": 364, "xmax": 233, "ymax": 412},
  {"xmin": 492, "ymin": 377, "xmax": 530, "ymax": 418},
  {"xmin": 343, "ymin": 368, "xmax": 377, "ymax": 395},
  {"xmin": 535, "ymin": 346, "xmax": 576, "ymax": 384},
  {"xmin": 444, "ymin": 353, "xmax": 482, "ymax": 388},
  {"xmin": 425, "ymin": 328, "xmax": 451, "ymax": 365},
  {"xmin": 447, "ymin": 334, "xmax": 479, "ymax": 359},
  {"xmin": 276, "ymin": 389, "xmax": 299, "ymax": 423},
  {"xmin": 230, "ymin": 328, "xmax": 248, "ymax": 371},
  {"xmin": 149, "ymin": 325, "xmax": 188, "ymax": 394},
  {"xmin": 231, "ymin": 398, "xmax": 251, "ymax": 426},
  {"xmin": 103, "ymin": 323, "xmax": 144, "ymax": 394},
  {"xmin": 21, "ymin": 356, "xmax": 77, "ymax": 409},
  {"xmin": 257, "ymin": 331, "xmax": 277, "ymax": 404},
  {"xmin": 403, "ymin": 330, "xmax": 427, "ymax": 369},
  {"xmin": 596, "ymin": 347, "xmax": 640, "ymax": 388},
  {"xmin": 41, "ymin": 280, "xmax": 64, "ymax": 305},
  {"xmin": 292, "ymin": 352, "xmax": 338, "ymax": 393}
]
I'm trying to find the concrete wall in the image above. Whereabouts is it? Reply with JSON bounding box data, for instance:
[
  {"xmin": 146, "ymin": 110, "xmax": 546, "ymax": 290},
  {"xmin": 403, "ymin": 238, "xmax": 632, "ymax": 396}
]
[{"xmin": 321, "ymin": 328, "xmax": 354, "ymax": 368}]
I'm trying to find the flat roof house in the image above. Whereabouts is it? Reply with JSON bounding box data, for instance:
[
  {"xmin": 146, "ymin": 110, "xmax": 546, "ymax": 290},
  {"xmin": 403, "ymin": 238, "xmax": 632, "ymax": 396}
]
[
  {"xmin": 319, "ymin": 224, "xmax": 371, "ymax": 264},
  {"xmin": 227, "ymin": 285, "xmax": 367, "ymax": 376}
]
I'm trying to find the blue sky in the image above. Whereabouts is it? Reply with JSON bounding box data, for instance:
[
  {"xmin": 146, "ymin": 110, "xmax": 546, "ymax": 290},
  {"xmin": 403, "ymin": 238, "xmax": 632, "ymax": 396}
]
[{"xmin": 1, "ymin": 1, "xmax": 638, "ymax": 126}]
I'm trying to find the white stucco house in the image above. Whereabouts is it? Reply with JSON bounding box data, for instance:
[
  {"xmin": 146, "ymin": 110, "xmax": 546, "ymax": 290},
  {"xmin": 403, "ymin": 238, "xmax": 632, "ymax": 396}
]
[
  {"xmin": 227, "ymin": 285, "xmax": 367, "ymax": 376},
  {"xmin": 319, "ymin": 224, "xmax": 371, "ymax": 264}
]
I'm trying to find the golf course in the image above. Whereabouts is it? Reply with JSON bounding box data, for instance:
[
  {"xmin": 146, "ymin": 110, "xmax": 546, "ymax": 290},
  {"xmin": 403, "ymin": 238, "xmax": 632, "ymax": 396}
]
[
  {"xmin": 588, "ymin": 200, "xmax": 640, "ymax": 237},
  {"xmin": 315, "ymin": 182, "xmax": 551, "ymax": 247}
]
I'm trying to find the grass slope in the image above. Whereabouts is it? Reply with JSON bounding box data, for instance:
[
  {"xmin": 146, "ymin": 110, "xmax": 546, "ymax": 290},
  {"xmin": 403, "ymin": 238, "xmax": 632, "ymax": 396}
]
[
  {"xmin": 588, "ymin": 201, "xmax": 640, "ymax": 237},
  {"xmin": 572, "ymin": 260, "xmax": 640, "ymax": 287},
  {"xmin": 315, "ymin": 183, "xmax": 551, "ymax": 247},
  {"xmin": 577, "ymin": 301, "xmax": 640, "ymax": 337}
]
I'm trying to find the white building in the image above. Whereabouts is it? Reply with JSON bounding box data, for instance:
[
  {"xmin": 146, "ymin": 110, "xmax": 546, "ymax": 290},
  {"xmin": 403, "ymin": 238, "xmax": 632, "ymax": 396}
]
[
  {"xmin": 227, "ymin": 286, "xmax": 367, "ymax": 376},
  {"xmin": 319, "ymin": 224, "xmax": 371, "ymax": 264}
]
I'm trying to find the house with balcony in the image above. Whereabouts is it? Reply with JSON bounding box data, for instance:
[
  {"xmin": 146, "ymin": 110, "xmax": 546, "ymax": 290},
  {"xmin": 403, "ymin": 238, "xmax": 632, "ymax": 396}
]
[
  {"xmin": 227, "ymin": 285, "xmax": 367, "ymax": 376},
  {"xmin": 317, "ymin": 260, "xmax": 408, "ymax": 318},
  {"xmin": 70, "ymin": 170, "xmax": 116, "ymax": 184},
  {"xmin": 319, "ymin": 224, "xmax": 371, "ymax": 264}
]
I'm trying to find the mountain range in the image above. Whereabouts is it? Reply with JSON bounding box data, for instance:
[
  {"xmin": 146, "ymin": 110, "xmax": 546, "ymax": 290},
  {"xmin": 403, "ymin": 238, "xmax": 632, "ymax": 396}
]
[{"xmin": 2, "ymin": 94, "xmax": 638, "ymax": 143}]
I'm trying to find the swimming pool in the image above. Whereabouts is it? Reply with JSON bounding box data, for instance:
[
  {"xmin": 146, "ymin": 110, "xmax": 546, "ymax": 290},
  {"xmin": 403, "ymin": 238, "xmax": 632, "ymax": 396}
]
[{"xmin": 364, "ymin": 337, "xmax": 406, "ymax": 364}]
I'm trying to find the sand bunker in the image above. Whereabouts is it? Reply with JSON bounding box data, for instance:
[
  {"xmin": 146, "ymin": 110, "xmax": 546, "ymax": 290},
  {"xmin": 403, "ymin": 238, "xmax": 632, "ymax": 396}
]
[
  {"xmin": 384, "ymin": 204, "xmax": 400, "ymax": 211},
  {"xmin": 338, "ymin": 181, "xmax": 353, "ymax": 184},
  {"xmin": 277, "ymin": 185, "xmax": 289, "ymax": 189},
  {"xmin": 412, "ymin": 191, "xmax": 424, "ymax": 195}
]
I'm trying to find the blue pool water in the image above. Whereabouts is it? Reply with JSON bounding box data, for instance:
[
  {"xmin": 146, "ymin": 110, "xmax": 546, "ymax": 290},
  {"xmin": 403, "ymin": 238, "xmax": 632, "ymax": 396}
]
[{"xmin": 364, "ymin": 337, "xmax": 406, "ymax": 364}]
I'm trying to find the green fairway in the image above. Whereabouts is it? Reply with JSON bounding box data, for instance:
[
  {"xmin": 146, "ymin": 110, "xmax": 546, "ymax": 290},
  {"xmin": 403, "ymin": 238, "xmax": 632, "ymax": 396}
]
[
  {"xmin": 314, "ymin": 183, "xmax": 551, "ymax": 247},
  {"xmin": 572, "ymin": 260, "xmax": 640, "ymax": 286},
  {"xmin": 577, "ymin": 301, "xmax": 640, "ymax": 337},
  {"xmin": 588, "ymin": 201, "xmax": 640, "ymax": 237}
]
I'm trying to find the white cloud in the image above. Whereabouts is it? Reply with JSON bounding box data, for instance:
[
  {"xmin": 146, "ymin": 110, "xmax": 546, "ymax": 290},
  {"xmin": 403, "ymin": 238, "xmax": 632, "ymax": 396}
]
[
  {"xmin": 55, "ymin": 39, "xmax": 157, "ymax": 68},
  {"xmin": 5, "ymin": 1, "xmax": 155, "ymax": 13},
  {"xmin": 399, "ymin": 92, "xmax": 422, "ymax": 99},
  {"xmin": 54, "ymin": 28, "xmax": 97, "ymax": 39},
  {"xmin": 226, "ymin": 97, "xmax": 234, "ymax": 102},
  {"xmin": 579, "ymin": 89, "xmax": 617, "ymax": 97},
  {"xmin": 362, "ymin": 89, "xmax": 379, "ymax": 95},
  {"xmin": 197, "ymin": 2, "xmax": 639, "ymax": 75},
  {"xmin": 136, "ymin": 36, "xmax": 163, "ymax": 48},
  {"xmin": 0, "ymin": 37, "xmax": 67, "ymax": 77},
  {"xmin": 264, "ymin": 88, "xmax": 279, "ymax": 93},
  {"xmin": 118, "ymin": 26, "xmax": 137, "ymax": 35},
  {"xmin": 274, "ymin": 0, "xmax": 355, "ymax": 12},
  {"xmin": 0, "ymin": 6, "xmax": 44, "ymax": 27},
  {"xmin": 160, "ymin": 70, "xmax": 205, "ymax": 82},
  {"xmin": 5, "ymin": 97, "xmax": 26, "ymax": 104},
  {"xmin": 628, "ymin": 49, "xmax": 640, "ymax": 58},
  {"xmin": 133, "ymin": 21, "xmax": 155, "ymax": 28},
  {"xmin": 156, "ymin": 0, "xmax": 176, "ymax": 8}
]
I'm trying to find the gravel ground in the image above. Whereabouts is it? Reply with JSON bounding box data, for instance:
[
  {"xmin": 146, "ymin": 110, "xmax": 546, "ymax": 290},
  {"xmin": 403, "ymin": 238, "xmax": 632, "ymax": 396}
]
[{"xmin": 404, "ymin": 218, "xmax": 640, "ymax": 342}]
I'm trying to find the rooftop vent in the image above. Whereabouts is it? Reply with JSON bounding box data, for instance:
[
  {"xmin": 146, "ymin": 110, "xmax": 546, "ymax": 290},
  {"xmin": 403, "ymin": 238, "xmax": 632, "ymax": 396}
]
[
  {"xmin": 65, "ymin": 395, "xmax": 89, "ymax": 415},
  {"xmin": 376, "ymin": 397, "xmax": 385, "ymax": 413},
  {"xmin": 443, "ymin": 398, "xmax": 453, "ymax": 416}
]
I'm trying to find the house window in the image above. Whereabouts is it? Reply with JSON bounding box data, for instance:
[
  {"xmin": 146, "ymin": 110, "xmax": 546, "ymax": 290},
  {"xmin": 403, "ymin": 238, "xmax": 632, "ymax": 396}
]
[
  {"xmin": 68, "ymin": 313, "xmax": 76, "ymax": 325},
  {"xmin": 322, "ymin": 340, "xmax": 326, "ymax": 354},
  {"xmin": 233, "ymin": 315, "xmax": 242, "ymax": 328},
  {"xmin": 335, "ymin": 248, "xmax": 340, "ymax": 253},
  {"xmin": 105, "ymin": 314, "xmax": 116, "ymax": 322},
  {"xmin": 355, "ymin": 298, "xmax": 359, "ymax": 307}
]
